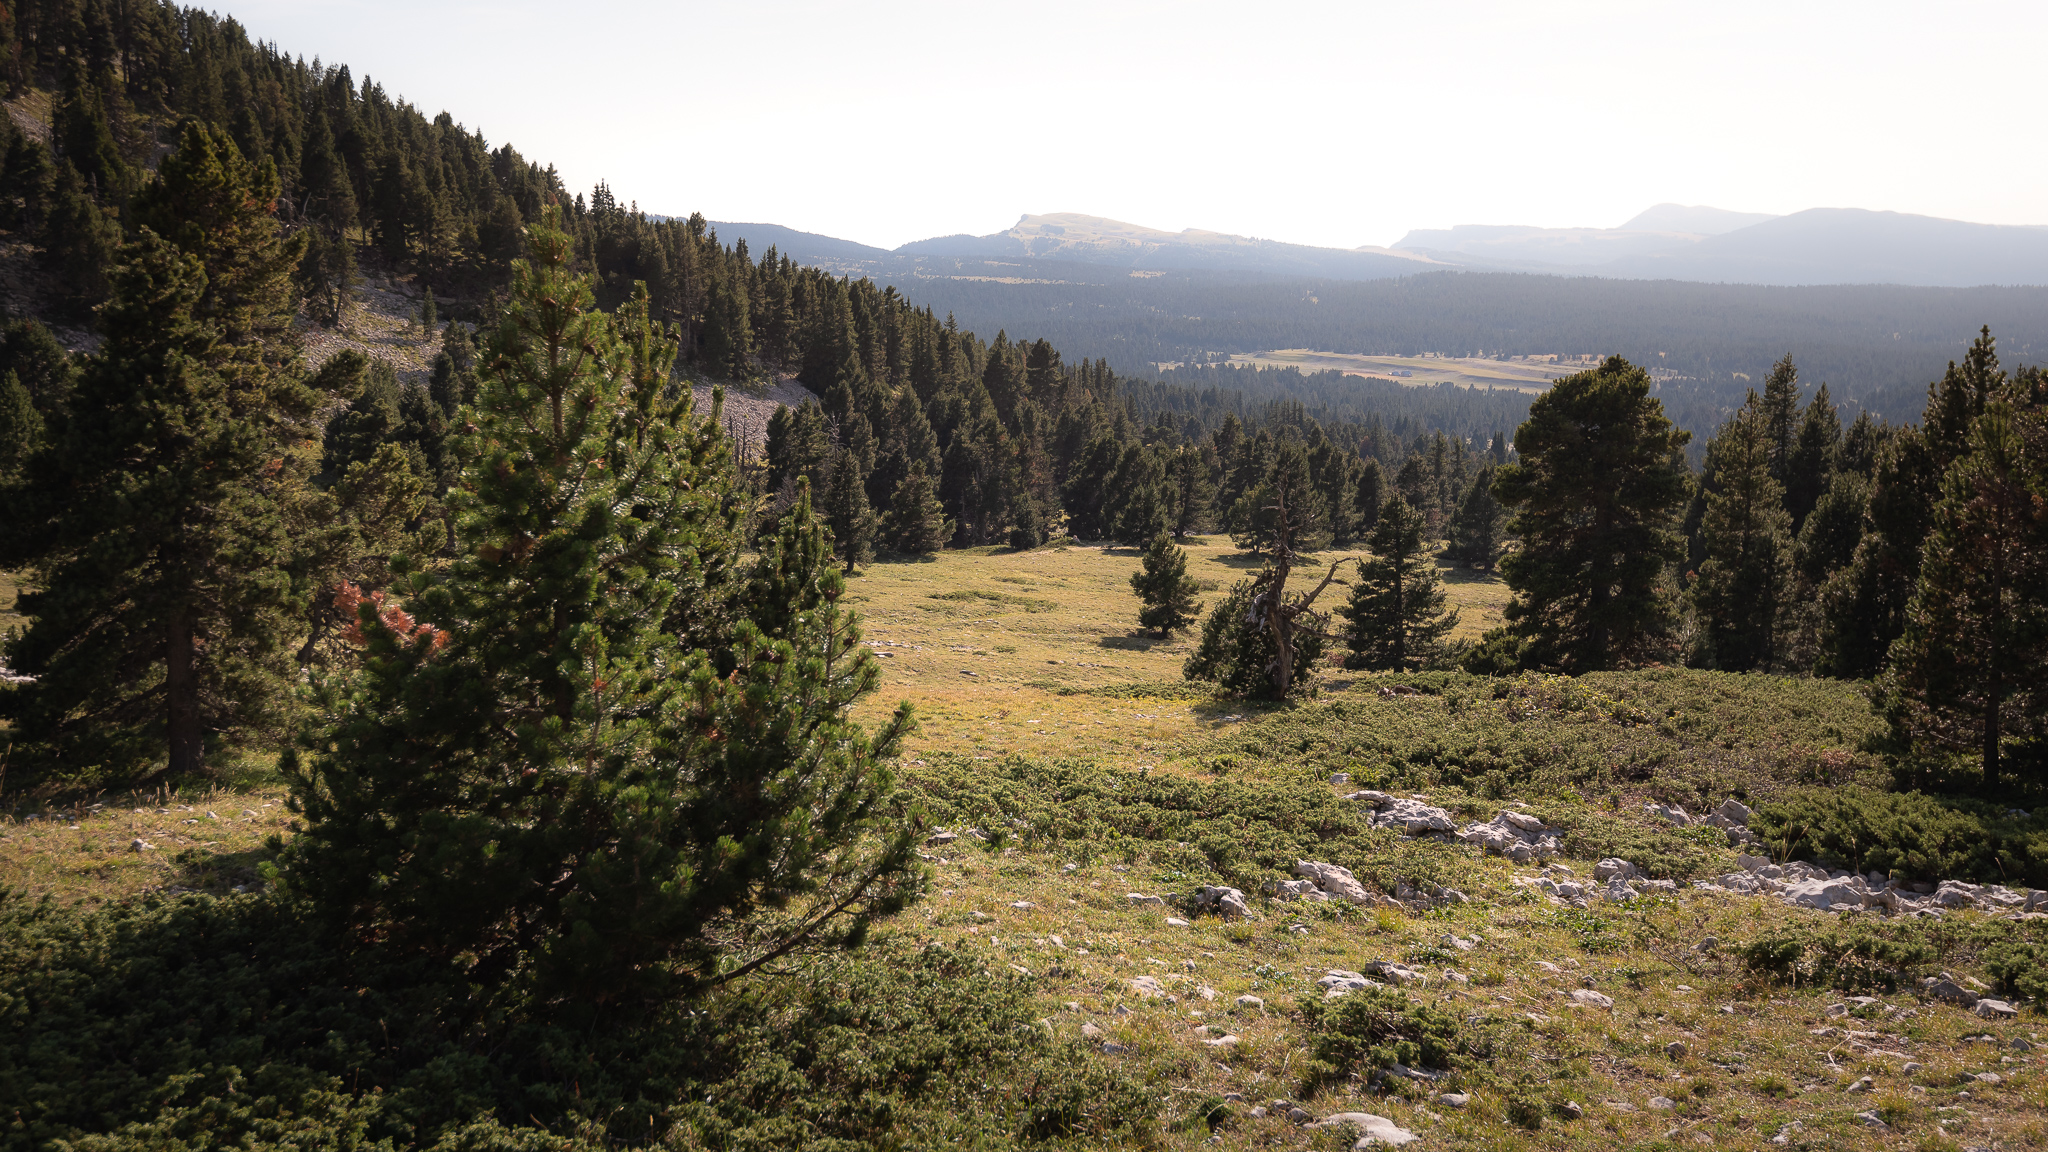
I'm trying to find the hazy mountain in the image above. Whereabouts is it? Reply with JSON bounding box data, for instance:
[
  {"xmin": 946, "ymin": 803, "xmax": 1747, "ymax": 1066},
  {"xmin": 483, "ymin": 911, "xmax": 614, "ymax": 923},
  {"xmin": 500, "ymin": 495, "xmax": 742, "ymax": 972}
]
[
  {"xmin": 894, "ymin": 212, "xmax": 1447, "ymax": 280},
  {"xmin": 1605, "ymin": 208, "xmax": 2048, "ymax": 287},
  {"xmin": 706, "ymin": 221, "xmax": 891, "ymax": 271},
  {"xmin": 1618, "ymin": 203, "xmax": 1780, "ymax": 235},
  {"xmin": 1397, "ymin": 204, "xmax": 2048, "ymax": 286}
]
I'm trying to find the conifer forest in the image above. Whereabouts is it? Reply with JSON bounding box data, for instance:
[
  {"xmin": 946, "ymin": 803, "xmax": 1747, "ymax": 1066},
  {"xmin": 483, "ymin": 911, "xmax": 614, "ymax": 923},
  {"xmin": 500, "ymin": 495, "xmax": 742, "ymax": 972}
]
[{"xmin": 1, "ymin": 4, "xmax": 2047, "ymax": 1151}]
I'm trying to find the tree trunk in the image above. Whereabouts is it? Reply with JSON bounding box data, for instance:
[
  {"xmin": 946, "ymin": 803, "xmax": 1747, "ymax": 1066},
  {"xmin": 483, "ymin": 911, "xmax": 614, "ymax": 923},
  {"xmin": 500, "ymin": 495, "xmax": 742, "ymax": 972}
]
[{"xmin": 166, "ymin": 609, "xmax": 202, "ymax": 777}]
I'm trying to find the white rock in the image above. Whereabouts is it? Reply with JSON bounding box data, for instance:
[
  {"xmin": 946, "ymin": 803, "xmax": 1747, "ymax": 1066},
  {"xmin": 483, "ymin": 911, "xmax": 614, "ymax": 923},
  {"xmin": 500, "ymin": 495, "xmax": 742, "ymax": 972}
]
[
  {"xmin": 1307, "ymin": 1112, "xmax": 1420, "ymax": 1147},
  {"xmin": 1717, "ymin": 798, "xmax": 1752, "ymax": 825},
  {"xmin": 1295, "ymin": 860, "xmax": 1375, "ymax": 905},
  {"xmin": 1594, "ymin": 858, "xmax": 1642, "ymax": 882},
  {"xmin": 1127, "ymin": 893, "xmax": 1165, "ymax": 907},
  {"xmin": 1192, "ymin": 885, "xmax": 1251, "ymax": 920},
  {"xmin": 1268, "ymin": 878, "xmax": 1331, "ymax": 902},
  {"xmin": 1973, "ymin": 999, "xmax": 2018, "ymax": 1019},
  {"xmin": 1129, "ymin": 976, "xmax": 1167, "ymax": 997},
  {"xmin": 1235, "ymin": 994, "xmax": 1265, "ymax": 1009},
  {"xmin": 1569, "ymin": 989, "xmax": 1614, "ymax": 1009}
]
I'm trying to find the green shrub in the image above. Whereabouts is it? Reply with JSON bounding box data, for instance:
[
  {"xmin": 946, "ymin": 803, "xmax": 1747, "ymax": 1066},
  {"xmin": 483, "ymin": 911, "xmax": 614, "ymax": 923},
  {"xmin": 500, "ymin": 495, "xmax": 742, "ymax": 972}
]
[
  {"xmin": 1750, "ymin": 786, "xmax": 2048, "ymax": 885},
  {"xmin": 1298, "ymin": 987, "xmax": 1523, "ymax": 1095},
  {"xmin": 0, "ymin": 892, "xmax": 1154, "ymax": 1152},
  {"xmin": 1736, "ymin": 921, "xmax": 1939, "ymax": 992},
  {"xmin": 1984, "ymin": 941, "xmax": 2048, "ymax": 1002}
]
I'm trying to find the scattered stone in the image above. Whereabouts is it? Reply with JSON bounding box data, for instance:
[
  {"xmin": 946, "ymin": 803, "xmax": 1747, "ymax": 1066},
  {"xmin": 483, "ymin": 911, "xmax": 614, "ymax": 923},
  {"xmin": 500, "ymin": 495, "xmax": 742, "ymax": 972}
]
[
  {"xmin": 1855, "ymin": 1110, "xmax": 1889, "ymax": 1130},
  {"xmin": 1437, "ymin": 1092, "xmax": 1470, "ymax": 1109},
  {"xmin": 1847, "ymin": 1076, "xmax": 1875, "ymax": 1092},
  {"xmin": 1235, "ymin": 994, "xmax": 1265, "ymax": 1010},
  {"xmin": 926, "ymin": 831, "xmax": 957, "ymax": 846},
  {"xmin": 1770, "ymin": 1122, "xmax": 1803, "ymax": 1144},
  {"xmin": 1456, "ymin": 809, "xmax": 1563, "ymax": 862},
  {"xmin": 1569, "ymin": 989, "xmax": 1614, "ymax": 1010},
  {"xmin": 1165, "ymin": 917, "xmax": 1189, "ymax": 927},
  {"xmin": 1364, "ymin": 960, "xmax": 1428, "ymax": 986},
  {"xmin": 1081, "ymin": 1022, "xmax": 1103, "ymax": 1038},
  {"xmin": 1009, "ymin": 900, "xmax": 1034, "ymax": 910},
  {"xmin": 1647, "ymin": 1096, "xmax": 1675, "ymax": 1110},
  {"xmin": 1665, "ymin": 1041, "xmax": 1687, "ymax": 1059},
  {"xmin": 1443, "ymin": 933, "xmax": 1477, "ymax": 951},
  {"xmin": 129, "ymin": 839, "xmax": 155, "ymax": 852},
  {"xmin": 1972, "ymin": 998, "xmax": 2018, "ymax": 1019},
  {"xmin": 1268, "ymin": 877, "xmax": 1332, "ymax": 902},
  {"xmin": 1331, "ymin": 773, "xmax": 1351, "ymax": 785},
  {"xmin": 1318, "ymin": 969, "xmax": 1385, "ymax": 999},
  {"xmin": 1203, "ymin": 1034, "xmax": 1240, "ymax": 1048},
  {"xmin": 1559, "ymin": 1100, "xmax": 1583, "ymax": 1120},
  {"xmin": 1127, "ymin": 893, "xmax": 1165, "ymax": 907},
  {"xmin": 1129, "ymin": 976, "xmax": 1167, "ymax": 998}
]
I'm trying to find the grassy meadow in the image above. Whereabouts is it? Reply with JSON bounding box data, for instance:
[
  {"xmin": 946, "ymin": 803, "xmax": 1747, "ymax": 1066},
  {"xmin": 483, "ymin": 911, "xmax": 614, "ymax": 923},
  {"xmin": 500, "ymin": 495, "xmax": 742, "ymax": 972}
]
[{"xmin": 4, "ymin": 543, "xmax": 2046, "ymax": 1151}]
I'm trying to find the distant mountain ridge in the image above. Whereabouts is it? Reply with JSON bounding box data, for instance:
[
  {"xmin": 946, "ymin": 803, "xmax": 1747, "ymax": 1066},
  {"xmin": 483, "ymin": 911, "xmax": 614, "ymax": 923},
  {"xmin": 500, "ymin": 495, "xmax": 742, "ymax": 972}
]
[
  {"xmin": 710, "ymin": 203, "xmax": 2048, "ymax": 288},
  {"xmin": 1394, "ymin": 203, "xmax": 2048, "ymax": 287}
]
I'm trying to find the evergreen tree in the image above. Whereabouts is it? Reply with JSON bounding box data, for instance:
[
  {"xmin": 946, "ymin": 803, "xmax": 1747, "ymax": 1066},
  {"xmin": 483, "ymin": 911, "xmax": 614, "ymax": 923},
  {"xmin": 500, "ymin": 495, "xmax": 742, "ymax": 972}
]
[
  {"xmin": 1443, "ymin": 465, "xmax": 1506, "ymax": 569},
  {"xmin": 419, "ymin": 285, "xmax": 437, "ymax": 332},
  {"xmin": 1492, "ymin": 357, "xmax": 1690, "ymax": 672},
  {"xmin": 824, "ymin": 450, "xmax": 877, "ymax": 573},
  {"xmin": 1785, "ymin": 383, "xmax": 1840, "ymax": 531},
  {"xmin": 285, "ymin": 210, "xmax": 923, "ymax": 1005},
  {"xmin": 1131, "ymin": 532, "xmax": 1201, "ymax": 637},
  {"xmin": 1341, "ymin": 496, "xmax": 1457, "ymax": 671},
  {"xmin": 0, "ymin": 232, "xmax": 298, "ymax": 782},
  {"xmin": 1795, "ymin": 470, "xmax": 1871, "ymax": 589},
  {"xmin": 1759, "ymin": 353, "xmax": 1802, "ymax": 484},
  {"xmin": 0, "ymin": 370, "xmax": 40, "ymax": 483},
  {"xmin": 1353, "ymin": 457, "xmax": 1385, "ymax": 536},
  {"xmin": 1690, "ymin": 393, "xmax": 1796, "ymax": 671},
  {"xmin": 1818, "ymin": 428, "xmax": 1938, "ymax": 677},
  {"xmin": 39, "ymin": 160, "xmax": 119, "ymax": 313},
  {"xmin": 879, "ymin": 462, "xmax": 949, "ymax": 554},
  {"xmin": 1166, "ymin": 444, "xmax": 1217, "ymax": 539},
  {"xmin": 1885, "ymin": 388, "xmax": 2048, "ymax": 789}
]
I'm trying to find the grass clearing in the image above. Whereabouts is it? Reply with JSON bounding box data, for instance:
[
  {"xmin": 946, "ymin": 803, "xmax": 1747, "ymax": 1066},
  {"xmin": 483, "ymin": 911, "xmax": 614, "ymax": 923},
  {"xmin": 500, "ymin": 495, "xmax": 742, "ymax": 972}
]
[{"xmin": 5, "ymin": 542, "xmax": 2046, "ymax": 1150}]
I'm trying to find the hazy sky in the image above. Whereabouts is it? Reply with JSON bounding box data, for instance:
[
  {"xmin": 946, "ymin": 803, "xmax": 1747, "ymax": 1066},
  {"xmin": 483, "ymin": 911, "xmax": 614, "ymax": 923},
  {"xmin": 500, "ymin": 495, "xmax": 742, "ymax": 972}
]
[{"xmin": 225, "ymin": 0, "xmax": 2045, "ymax": 251}]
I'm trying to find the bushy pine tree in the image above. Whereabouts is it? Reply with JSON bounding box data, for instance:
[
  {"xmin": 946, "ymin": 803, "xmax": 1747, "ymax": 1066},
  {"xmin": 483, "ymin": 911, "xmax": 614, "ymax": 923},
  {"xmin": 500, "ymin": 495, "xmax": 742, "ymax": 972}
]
[
  {"xmin": 285, "ymin": 210, "xmax": 923, "ymax": 1005},
  {"xmin": 1690, "ymin": 393, "xmax": 1796, "ymax": 671},
  {"xmin": 1443, "ymin": 465, "xmax": 1506, "ymax": 569},
  {"xmin": 1884, "ymin": 381, "xmax": 2048, "ymax": 788},
  {"xmin": 880, "ymin": 463, "xmax": 950, "ymax": 554},
  {"xmin": 0, "ymin": 126, "xmax": 314, "ymax": 783},
  {"xmin": 0, "ymin": 370, "xmax": 40, "ymax": 482},
  {"xmin": 1492, "ymin": 357, "xmax": 1690, "ymax": 672},
  {"xmin": 825, "ymin": 450, "xmax": 878, "ymax": 573},
  {"xmin": 1341, "ymin": 496, "xmax": 1457, "ymax": 671},
  {"xmin": 1131, "ymin": 532, "xmax": 1201, "ymax": 636}
]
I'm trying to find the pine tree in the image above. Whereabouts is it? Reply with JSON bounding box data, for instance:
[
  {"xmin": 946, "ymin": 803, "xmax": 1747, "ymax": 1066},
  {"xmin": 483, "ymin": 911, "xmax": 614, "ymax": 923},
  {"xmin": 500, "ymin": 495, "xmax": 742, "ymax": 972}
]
[
  {"xmin": 1759, "ymin": 354, "xmax": 1802, "ymax": 484},
  {"xmin": 1131, "ymin": 532, "xmax": 1201, "ymax": 637},
  {"xmin": 284, "ymin": 209, "xmax": 923, "ymax": 1005},
  {"xmin": 1690, "ymin": 393, "xmax": 1796, "ymax": 671},
  {"xmin": 419, "ymin": 285, "xmax": 437, "ymax": 332},
  {"xmin": 1785, "ymin": 383, "xmax": 1840, "ymax": 531},
  {"xmin": 0, "ymin": 370, "xmax": 40, "ymax": 482},
  {"xmin": 824, "ymin": 449, "xmax": 877, "ymax": 573},
  {"xmin": 1341, "ymin": 496, "xmax": 1457, "ymax": 671},
  {"xmin": 879, "ymin": 462, "xmax": 950, "ymax": 554},
  {"xmin": 1, "ymin": 124, "xmax": 315, "ymax": 783},
  {"xmin": 39, "ymin": 160, "xmax": 120, "ymax": 313},
  {"xmin": 1885, "ymin": 386, "xmax": 2048, "ymax": 789},
  {"xmin": 0, "ymin": 233, "xmax": 297, "ymax": 782},
  {"xmin": 1818, "ymin": 427, "xmax": 1939, "ymax": 677},
  {"xmin": 1492, "ymin": 357, "xmax": 1690, "ymax": 671},
  {"xmin": 1443, "ymin": 465, "xmax": 1506, "ymax": 569}
]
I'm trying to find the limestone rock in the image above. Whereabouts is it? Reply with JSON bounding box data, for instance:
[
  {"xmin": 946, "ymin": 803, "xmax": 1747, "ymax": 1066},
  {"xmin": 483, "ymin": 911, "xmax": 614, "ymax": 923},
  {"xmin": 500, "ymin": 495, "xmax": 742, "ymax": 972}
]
[
  {"xmin": 1127, "ymin": 892, "xmax": 1165, "ymax": 907},
  {"xmin": 1191, "ymin": 885, "xmax": 1252, "ymax": 921},
  {"xmin": 1307, "ymin": 1112, "xmax": 1420, "ymax": 1147},
  {"xmin": 1569, "ymin": 989, "xmax": 1615, "ymax": 1009},
  {"xmin": 1294, "ymin": 860, "xmax": 1375, "ymax": 905}
]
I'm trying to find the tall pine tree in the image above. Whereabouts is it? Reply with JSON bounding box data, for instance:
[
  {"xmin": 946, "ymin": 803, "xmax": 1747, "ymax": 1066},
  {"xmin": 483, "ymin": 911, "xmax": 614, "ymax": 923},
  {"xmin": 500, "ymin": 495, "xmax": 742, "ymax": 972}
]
[{"xmin": 1341, "ymin": 496, "xmax": 1457, "ymax": 671}]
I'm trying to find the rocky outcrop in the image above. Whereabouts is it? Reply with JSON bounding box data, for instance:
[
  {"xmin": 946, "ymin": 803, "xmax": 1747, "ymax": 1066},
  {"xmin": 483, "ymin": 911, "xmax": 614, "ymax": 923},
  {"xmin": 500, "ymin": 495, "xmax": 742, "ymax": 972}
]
[
  {"xmin": 1344, "ymin": 791, "xmax": 1458, "ymax": 834},
  {"xmin": 1456, "ymin": 809, "xmax": 1564, "ymax": 863}
]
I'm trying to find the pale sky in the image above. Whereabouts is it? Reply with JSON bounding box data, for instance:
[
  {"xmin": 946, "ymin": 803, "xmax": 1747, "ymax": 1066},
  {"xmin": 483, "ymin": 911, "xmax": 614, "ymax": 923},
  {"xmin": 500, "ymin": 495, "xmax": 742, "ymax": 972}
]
[{"xmin": 226, "ymin": 0, "xmax": 2046, "ymax": 251}]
